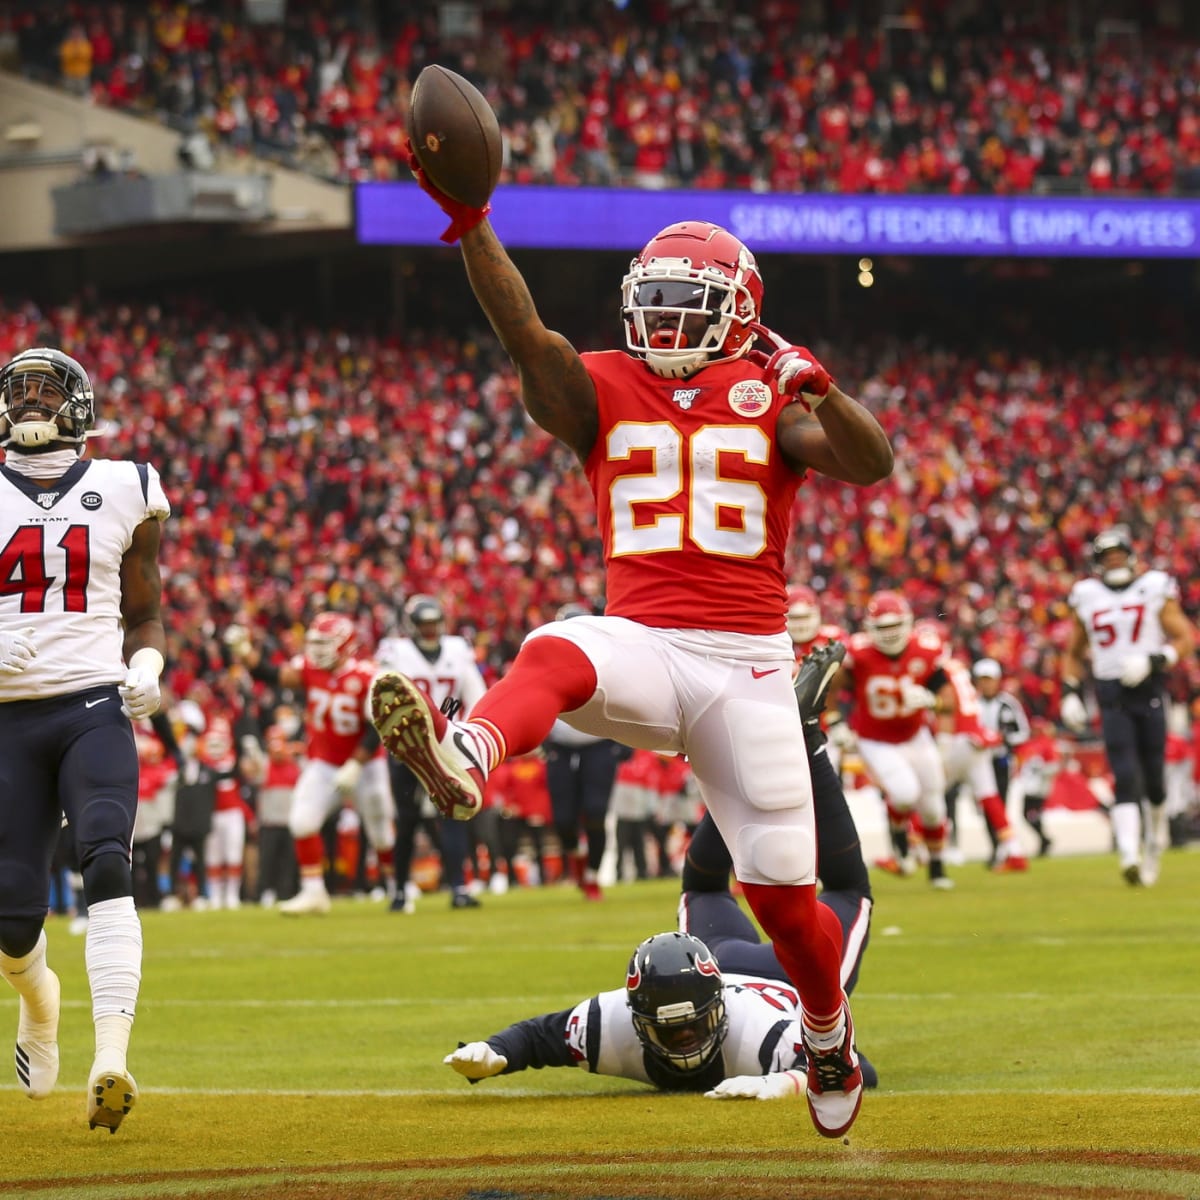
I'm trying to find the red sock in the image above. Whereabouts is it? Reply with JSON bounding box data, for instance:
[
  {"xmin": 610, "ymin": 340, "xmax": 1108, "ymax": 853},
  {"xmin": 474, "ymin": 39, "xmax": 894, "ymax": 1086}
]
[
  {"xmin": 294, "ymin": 833, "xmax": 325, "ymax": 871},
  {"xmin": 739, "ymin": 881, "xmax": 844, "ymax": 1023},
  {"xmin": 470, "ymin": 635, "xmax": 597, "ymax": 758},
  {"xmin": 979, "ymin": 794, "xmax": 1011, "ymax": 841}
]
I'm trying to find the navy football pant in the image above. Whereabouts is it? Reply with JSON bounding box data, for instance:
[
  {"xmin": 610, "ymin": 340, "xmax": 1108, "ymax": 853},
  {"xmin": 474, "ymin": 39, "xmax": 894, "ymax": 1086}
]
[{"xmin": 0, "ymin": 685, "xmax": 137, "ymax": 937}]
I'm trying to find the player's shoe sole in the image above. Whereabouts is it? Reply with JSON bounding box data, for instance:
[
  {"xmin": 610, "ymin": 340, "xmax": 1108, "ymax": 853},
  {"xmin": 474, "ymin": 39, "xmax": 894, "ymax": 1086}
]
[
  {"xmin": 15, "ymin": 968, "xmax": 60, "ymax": 1100},
  {"xmin": 1122, "ymin": 863, "xmax": 1143, "ymax": 887},
  {"xmin": 88, "ymin": 1063, "xmax": 137, "ymax": 1134},
  {"xmin": 370, "ymin": 672, "xmax": 484, "ymax": 820}
]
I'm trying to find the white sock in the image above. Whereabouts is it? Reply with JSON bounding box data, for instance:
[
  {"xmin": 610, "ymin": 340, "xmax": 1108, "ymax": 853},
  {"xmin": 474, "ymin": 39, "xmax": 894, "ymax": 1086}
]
[
  {"xmin": 1, "ymin": 930, "xmax": 56, "ymax": 1023},
  {"xmin": 301, "ymin": 872, "xmax": 328, "ymax": 896},
  {"xmin": 224, "ymin": 874, "xmax": 242, "ymax": 907},
  {"xmin": 802, "ymin": 1014, "xmax": 848, "ymax": 1052},
  {"xmin": 1146, "ymin": 804, "xmax": 1169, "ymax": 852},
  {"xmin": 86, "ymin": 897, "xmax": 142, "ymax": 1065},
  {"xmin": 1111, "ymin": 804, "xmax": 1142, "ymax": 866}
]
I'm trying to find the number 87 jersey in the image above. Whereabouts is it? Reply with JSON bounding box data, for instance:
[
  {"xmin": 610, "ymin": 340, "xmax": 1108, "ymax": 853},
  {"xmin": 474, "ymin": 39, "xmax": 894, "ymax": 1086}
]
[
  {"xmin": 0, "ymin": 459, "xmax": 170, "ymax": 702},
  {"xmin": 582, "ymin": 351, "xmax": 802, "ymax": 635}
]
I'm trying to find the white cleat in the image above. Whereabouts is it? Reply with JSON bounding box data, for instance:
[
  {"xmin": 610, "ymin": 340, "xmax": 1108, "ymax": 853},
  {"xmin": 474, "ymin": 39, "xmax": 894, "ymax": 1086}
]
[
  {"xmin": 88, "ymin": 1058, "xmax": 137, "ymax": 1133},
  {"xmin": 15, "ymin": 968, "xmax": 60, "ymax": 1100},
  {"xmin": 279, "ymin": 888, "xmax": 332, "ymax": 916}
]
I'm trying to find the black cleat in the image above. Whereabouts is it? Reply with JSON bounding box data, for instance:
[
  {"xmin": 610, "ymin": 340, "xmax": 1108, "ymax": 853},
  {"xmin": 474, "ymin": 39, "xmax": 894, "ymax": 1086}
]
[{"xmin": 793, "ymin": 640, "xmax": 847, "ymax": 725}]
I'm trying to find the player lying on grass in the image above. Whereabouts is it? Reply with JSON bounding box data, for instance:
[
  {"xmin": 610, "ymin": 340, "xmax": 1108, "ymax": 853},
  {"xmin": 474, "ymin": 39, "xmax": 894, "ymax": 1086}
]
[{"xmin": 445, "ymin": 644, "xmax": 878, "ymax": 1099}]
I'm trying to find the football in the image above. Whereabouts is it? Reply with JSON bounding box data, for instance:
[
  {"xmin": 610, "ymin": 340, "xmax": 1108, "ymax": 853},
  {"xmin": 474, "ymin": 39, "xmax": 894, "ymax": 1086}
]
[{"xmin": 409, "ymin": 64, "xmax": 502, "ymax": 210}]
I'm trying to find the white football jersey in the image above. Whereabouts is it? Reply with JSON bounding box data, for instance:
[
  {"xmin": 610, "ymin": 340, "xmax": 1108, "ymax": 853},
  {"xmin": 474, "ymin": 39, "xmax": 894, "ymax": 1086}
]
[
  {"xmin": 0, "ymin": 458, "xmax": 170, "ymax": 702},
  {"xmin": 1068, "ymin": 571, "xmax": 1180, "ymax": 680},
  {"xmin": 374, "ymin": 633, "xmax": 486, "ymax": 715},
  {"xmin": 567, "ymin": 974, "xmax": 807, "ymax": 1083}
]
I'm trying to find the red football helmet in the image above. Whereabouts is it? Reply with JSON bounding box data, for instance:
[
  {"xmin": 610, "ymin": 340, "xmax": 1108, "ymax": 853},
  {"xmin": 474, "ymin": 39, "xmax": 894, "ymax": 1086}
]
[
  {"xmin": 621, "ymin": 221, "xmax": 763, "ymax": 379},
  {"xmin": 305, "ymin": 612, "xmax": 358, "ymax": 670},
  {"xmin": 786, "ymin": 585, "xmax": 821, "ymax": 645},
  {"xmin": 865, "ymin": 591, "xmax": 913, "ymax": 656}
]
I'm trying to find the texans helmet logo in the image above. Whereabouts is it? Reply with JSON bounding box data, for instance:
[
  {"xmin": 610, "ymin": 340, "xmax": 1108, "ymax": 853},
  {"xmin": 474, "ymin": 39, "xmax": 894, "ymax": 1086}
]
[
  {"xmin": 626, "ymin": 961, "xmax": 642, "ymax": 991},
  {"xmin": 695, "ymin": 952, "xmax": 720, "ymax": 977}
]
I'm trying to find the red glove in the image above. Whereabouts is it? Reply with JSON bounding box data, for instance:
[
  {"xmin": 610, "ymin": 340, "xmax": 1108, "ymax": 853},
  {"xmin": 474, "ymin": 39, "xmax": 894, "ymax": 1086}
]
[
  {"xmin": 749, "ymin": 324, "xmax": 833, "ymax": 413},
  {"xmin": 404, "ymin": 139, "xmax": 491, "ymax": 245}
]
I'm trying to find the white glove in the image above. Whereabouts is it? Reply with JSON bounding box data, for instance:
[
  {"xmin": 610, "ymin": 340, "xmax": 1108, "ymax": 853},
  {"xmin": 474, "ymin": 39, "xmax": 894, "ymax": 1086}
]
[
  {"xmin": 1119, "ymin": 654, "xmax": 1152, "ymax": 687},
  {"xmin": 751, "ymin": 325, "xmax": 833, "ymax": 413},
  {"xmin": 901, "ymin": 680, "xmax": 937, "ymax": 711},
  {"xmin": 444, "ymin": 1041, "xmax": 508, "ymax": 1080},
  {"xmin": 827, "ymin": 719, "xmax": 856, "ymax": 752},
  {"xmin": 333, "ymin": 757, "xmax": 363, "ymax": 795},
  {"xmin": 0, "ymin": 626, "xmax": 37, "ymax": 675},
  {"xmin": 705, "ymin": 1070, "xmax": 804, "ymax": 1101},
  {"xmin": 1060, "ymin": 691, "xmax": 1088, "ymax": 733},
  {"xmin": 118, "ymin": 648, "xmax": 164, "ymax": 720}
]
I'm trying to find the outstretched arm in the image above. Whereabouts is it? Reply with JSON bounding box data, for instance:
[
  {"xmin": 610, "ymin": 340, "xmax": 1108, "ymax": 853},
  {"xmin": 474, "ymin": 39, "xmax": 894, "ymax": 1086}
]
[
  {"xmin": 445, "ymin": 1006, "xmax": 581, "ymax": 1081},
  {"xmin": 459, "ymin": 221, "xmax": 598, "ymax": 463}
]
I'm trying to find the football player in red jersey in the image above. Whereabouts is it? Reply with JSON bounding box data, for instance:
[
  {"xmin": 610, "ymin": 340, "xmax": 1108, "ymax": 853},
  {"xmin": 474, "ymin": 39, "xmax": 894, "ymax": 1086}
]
[
  {"xmin": 371, "ymin": 174, "xmax": 893, "ymax": 1139},
  {"xmin": 786, "ymin": 585, "xmax": 852, "ymax": 771},
  {"xmin": 828, "ymin": 592, "xmax": 956, "ymax": 889},
  {"xmin": 228, "ymin": 613, "xmax": 394, "ymax": 915}
]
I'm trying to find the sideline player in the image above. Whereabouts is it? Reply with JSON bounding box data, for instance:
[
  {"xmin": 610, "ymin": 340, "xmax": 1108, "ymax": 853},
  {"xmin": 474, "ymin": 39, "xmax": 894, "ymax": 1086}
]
[
  {"xmin": 0, "ymin": 347, "xmax": 169, "ymax": 1132},
  {"xmin": 1060, "ymin": 527, "xmax": 1194, "ymax": 885},
  {"xmin": 372, "ymin": 169, "xmax": 893, "ymax": 1137}
]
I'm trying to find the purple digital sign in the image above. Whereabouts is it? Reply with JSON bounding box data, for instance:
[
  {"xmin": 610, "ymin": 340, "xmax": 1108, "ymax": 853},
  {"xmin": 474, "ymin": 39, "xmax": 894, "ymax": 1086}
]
[{"xmin": 355, "ymin": 183, "xmax": 1200, "ymax": 258}]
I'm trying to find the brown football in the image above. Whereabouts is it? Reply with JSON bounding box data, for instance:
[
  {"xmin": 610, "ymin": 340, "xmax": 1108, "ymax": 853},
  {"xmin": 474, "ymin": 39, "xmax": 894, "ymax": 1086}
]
[{"xmin": 409, "ymin": 65, "xmax": 502, "ymax": 210}]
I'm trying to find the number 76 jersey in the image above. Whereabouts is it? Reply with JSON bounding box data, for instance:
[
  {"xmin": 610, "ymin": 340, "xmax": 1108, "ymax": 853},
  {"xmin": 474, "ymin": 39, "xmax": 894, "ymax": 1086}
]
[
  {"xmin": 0, "ymin": 459, "xmax": 170, "ymax": 702},
  {"xmin": 582, "ymin": 351, "xmax": 803, "ymax": 636}
]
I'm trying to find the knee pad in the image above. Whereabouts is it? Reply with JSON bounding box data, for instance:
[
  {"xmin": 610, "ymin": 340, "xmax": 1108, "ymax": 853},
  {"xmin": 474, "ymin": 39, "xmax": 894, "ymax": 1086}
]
[
  {"xmin": 81, "ymin": 851, "xmax": 133, "ymax": 905},
  {"xmin": 0, "ymin": 916, "xmax": 45, "ymax": 959},
  {"xmin": 734, "ymin": 822, "xmax": 815, "ymax": 886}
]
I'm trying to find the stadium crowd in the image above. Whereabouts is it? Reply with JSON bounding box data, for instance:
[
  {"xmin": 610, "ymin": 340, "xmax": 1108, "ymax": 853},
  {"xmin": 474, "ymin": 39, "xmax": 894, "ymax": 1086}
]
[
  {"xmin": 1, "ymin": 291, "xmax": 1197, "ymax": 726},
  {"xmin": 7, "ymin": 1, "xmax": 1200, "ymax": 193}
]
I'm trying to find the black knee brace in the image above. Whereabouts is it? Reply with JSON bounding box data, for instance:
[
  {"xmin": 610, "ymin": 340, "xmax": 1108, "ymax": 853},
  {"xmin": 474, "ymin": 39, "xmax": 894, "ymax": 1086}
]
[
  {"xmin": 82, "ymin": 852, "xmax": 133, "ymax": 906},
  {"xmin": 0, "ymin": 916, "xmax": 45, "ymax": 959}
]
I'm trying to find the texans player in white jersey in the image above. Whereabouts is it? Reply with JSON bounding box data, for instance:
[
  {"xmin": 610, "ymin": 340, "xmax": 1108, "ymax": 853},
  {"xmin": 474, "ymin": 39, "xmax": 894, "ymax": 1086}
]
[
  {"xmin": 1060, "ymin": 527, "xmax": 1194, "ymax": 886},
  {"xmin": 373, "ymin": 179, "xmax": 895, "ymax": 1137},
  {"xmin": 443, "ymin": 928, "xmax": 878, "ymax": 1100},
  {"xmin": 375, "ymin": 594, "xmax": 487, "ymax": 911},
  {"xmin": 0, "ymin": 348, "xmax": 169, "ymax": 1133}
]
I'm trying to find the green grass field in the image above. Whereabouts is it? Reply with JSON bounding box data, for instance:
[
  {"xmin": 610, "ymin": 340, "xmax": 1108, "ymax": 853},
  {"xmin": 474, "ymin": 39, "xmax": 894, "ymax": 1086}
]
[{"xmin": 4, "ymin": 850, "xmax": 1200, "ymax": 1200}]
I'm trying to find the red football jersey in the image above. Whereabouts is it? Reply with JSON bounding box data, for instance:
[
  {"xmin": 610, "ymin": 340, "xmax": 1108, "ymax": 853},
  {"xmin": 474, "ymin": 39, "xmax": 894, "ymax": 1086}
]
[
  {"xmin": 292, "ymin": 655, "xmax": 375, "ymax": 766},
  {"xmin": 844, "ymin": 626, "xmax": 948, "ymax": 744},
  {"xmin": 582, "ymin": 350, "xmax": 805, "ymax": 634},
  {"xmin": 793, "ymin": 622, "xmax": 847, "ymax": 659}
]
